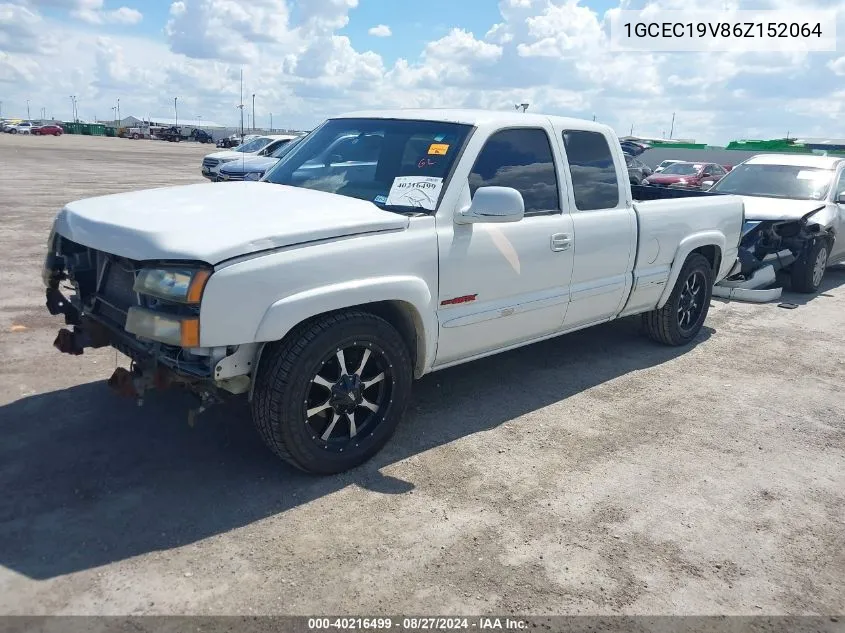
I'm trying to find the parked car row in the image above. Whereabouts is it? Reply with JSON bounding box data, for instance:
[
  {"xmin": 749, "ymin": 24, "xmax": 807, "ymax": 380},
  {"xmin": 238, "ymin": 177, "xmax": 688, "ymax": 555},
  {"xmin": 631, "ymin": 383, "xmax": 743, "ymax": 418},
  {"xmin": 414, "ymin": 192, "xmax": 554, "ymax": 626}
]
[
  {"xmin": 201, "ymin": 134, "xmax": 304, "ymax": 180},
  {"xmin": 1, "ymin": 120, "xmax": 64, "ymax": 135}
]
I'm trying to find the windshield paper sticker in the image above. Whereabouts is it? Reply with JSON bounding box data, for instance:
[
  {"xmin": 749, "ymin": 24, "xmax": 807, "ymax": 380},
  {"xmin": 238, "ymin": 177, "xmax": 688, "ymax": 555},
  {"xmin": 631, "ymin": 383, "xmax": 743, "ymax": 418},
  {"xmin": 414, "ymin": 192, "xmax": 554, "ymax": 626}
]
[
  {"xmin": 428, "ymin": 143, "xmax": 450, "ymax": 155},
  {"xmin": 386, "ymin": 176, "xmax": 444, "ymax": 210},
  {"xmin": 796, "ymin": 170, "xmax": 825, "ymax": 180}
]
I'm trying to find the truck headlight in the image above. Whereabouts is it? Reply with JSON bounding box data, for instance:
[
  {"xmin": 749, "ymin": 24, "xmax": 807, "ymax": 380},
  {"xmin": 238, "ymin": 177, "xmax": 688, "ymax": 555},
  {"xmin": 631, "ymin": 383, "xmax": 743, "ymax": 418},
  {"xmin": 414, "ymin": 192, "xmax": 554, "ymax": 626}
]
[
  {"xmin": 133, "ymin": 267, "xmax": 210, "ymax": 304},
  {"xmin": 125, "ymin": 307, "xmax": 200, "ymax": 347}
]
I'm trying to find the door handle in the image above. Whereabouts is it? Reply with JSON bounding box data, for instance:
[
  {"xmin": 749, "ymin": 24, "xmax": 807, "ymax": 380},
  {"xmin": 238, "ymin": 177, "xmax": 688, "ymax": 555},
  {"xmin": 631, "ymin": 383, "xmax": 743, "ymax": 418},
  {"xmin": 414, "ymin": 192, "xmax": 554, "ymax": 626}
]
[{"xmin": 550, "ymin": 233, "xmax": 572, "ymax": 252}]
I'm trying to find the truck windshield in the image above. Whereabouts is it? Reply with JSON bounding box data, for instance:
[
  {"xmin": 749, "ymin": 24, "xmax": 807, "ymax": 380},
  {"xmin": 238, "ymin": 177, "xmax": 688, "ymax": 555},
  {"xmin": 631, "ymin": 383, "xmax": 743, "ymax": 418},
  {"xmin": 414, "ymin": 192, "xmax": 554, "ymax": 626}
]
[
  {"xmin": 263, "ymin": 118, "xmax": 473, "ymax": 213},
  {"xmin": 235, "ymin": 137, "xmax": 273, "ymax": 153},
  {"xmin": 709, "ymin": 164, "xmax": 834, "ymax": 200}
]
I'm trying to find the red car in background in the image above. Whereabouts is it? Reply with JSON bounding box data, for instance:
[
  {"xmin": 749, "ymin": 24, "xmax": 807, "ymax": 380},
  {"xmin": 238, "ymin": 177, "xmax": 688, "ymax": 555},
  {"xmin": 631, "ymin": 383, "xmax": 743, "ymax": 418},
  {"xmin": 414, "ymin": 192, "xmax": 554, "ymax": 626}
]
[
  {"xmin": 33, "ymin": 123, "xmax": 64, "ymax": 136},
  {"xmin": 643, "ymin": 161, "xmax": 728, "ymax": 190}
]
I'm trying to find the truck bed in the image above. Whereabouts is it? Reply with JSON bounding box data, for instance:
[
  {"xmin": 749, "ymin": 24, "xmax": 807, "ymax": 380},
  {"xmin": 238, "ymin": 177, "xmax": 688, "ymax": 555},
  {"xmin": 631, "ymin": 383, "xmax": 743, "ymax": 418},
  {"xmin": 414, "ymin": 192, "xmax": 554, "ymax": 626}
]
[{"xmin": 631, "ymin": 184, "xmax": 725, "ymax": 201}]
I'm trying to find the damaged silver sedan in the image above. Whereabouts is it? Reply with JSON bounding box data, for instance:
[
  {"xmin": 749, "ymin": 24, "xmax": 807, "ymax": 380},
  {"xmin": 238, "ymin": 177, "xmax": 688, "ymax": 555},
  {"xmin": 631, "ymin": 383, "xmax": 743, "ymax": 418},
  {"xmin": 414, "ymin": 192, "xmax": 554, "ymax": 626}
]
[{"xmin": 705, "ymin": 154, "xmax": 845, "ymax": 298}]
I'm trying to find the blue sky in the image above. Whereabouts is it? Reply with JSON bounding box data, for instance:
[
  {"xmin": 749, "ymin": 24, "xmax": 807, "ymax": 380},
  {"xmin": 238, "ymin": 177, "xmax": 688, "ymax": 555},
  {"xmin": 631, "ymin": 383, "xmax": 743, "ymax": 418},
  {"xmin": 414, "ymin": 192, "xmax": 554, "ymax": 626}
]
[{"xmin": 3, "ymin": 0, "xmax": 845, "ymax": 143}]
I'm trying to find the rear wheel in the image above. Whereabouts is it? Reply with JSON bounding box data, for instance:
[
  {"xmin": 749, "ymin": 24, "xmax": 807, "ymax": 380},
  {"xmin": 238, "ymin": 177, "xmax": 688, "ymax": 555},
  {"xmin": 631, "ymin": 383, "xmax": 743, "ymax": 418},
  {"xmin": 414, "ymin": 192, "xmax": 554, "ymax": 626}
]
[
  {"xmin": 33, "ymin": 131, "xmax": 41, "ymax": 136},
  {"xmin": 10, "ymin": 129, "xmax": 17, "ymax": 134},
  {"xmin": 791, "ymin": 238, "xmax": 830, "ymax": 293},
  {"xmin": 251, "ymin": 311, "xmax": 413, "ymax": 474},
  {"xmin": 132, "ymin": 133, "xmax": 140, "ymax": 139},
  {"xmin": 643, "ymin": 253, "xmax": 713, "ymax": 346}
]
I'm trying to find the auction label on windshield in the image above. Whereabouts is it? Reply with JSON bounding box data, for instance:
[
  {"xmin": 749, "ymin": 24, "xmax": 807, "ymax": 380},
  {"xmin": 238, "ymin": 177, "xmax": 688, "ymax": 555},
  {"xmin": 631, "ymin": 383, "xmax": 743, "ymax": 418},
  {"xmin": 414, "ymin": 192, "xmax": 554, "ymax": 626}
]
[
  {"xmin": 386, "ymin": 176, "xmax": 444, "ymax": 211},
  {"xmin": 609, "ymin": 10, "xmax": 836, "ymax": 51}
]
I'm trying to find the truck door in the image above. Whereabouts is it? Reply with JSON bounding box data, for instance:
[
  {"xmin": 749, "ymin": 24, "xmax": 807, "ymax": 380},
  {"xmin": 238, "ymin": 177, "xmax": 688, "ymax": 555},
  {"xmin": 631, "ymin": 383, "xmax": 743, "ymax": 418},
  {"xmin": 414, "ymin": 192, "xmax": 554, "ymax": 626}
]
[
  {"xmin": 434, "ymin": 126, "xmax": 575, "ymax": 366},
  {"xmin": 553, "ymin": 128, "xmax": 638, "ymax": 329}
]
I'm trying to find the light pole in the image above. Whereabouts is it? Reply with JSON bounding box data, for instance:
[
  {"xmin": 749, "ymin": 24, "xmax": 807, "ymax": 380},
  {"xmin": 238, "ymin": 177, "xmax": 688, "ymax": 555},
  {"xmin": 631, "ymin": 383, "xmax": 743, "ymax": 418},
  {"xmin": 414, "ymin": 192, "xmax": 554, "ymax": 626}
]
[
  {"xmin": 669, "ymin": 112, "xmax": 675, "ymax": 140},
  {"xmin": 0, "ymin": 101, "xmax": 3, "ymax": 117},
  {"xmin": 117, "ymin": 98, "xmax": 120, "ymax": 126},
  {"xmin": 252, "ymin": 93, "xmax": 255, "ymax": 132},
  {"xmin": 270, "ymin": 112, "xmax": 273, "ymax": 131},
  {"xmin": 112, "ymin": 106, "xmax": 117, "ymax": 127},
  {"xmin": 26, "ymin": 100, "xmax": 30, "ymax": 119},
  {"xmin": 197, "ymin": 115, "xmax": 202, "ymax": 128},
  {"xmin": 174, "ymin": 97, "xmax": 178, "ymax": 130}
]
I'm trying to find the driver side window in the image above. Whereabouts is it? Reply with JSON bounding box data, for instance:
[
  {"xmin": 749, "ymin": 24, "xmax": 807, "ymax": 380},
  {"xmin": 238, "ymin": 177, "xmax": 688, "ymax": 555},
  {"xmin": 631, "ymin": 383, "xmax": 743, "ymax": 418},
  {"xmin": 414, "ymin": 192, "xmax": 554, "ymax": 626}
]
[{"xmin": 468, "ymin": 128, "xmax": 561, "ymax": 216}]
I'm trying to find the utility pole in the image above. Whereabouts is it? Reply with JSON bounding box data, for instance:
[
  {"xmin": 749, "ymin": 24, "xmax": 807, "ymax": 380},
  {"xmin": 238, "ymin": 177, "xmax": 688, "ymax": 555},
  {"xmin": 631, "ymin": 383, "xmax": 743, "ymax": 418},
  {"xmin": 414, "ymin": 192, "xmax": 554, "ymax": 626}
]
[
  {"xmin": 630, "ymin": 124, "xmax": 634, "ymax": 136},
  {"xmin": 238, "ymin": 68, "xmax": 245, "ymax": 140},
  {"xmin": 112, "ymin": 106, "xmax": 117, "ymax": 127},
  {"xmin": 669, "ymin": 112, "xmax": 675, "ymax": 140},
  {"xmin": 174, "ymin": 96, "xmax": 178, "ymax": 129},
  {"xmin": 592, "ymin": 114, "xmax": 596, "ymax": 121},
  {"xmin": 252, "ymin": 93, "xmax": 256, "ymax": 131},
  {"xmin": 26, "ymin": 100, "xmax": 30, "ymax": 119},
  {"xmin": 117, "ymin": 98, "xmax": 120, "ymax": 126},
  {"xmin": 270, "ymin": 112, "xmax": 273, "ymax": 130}
]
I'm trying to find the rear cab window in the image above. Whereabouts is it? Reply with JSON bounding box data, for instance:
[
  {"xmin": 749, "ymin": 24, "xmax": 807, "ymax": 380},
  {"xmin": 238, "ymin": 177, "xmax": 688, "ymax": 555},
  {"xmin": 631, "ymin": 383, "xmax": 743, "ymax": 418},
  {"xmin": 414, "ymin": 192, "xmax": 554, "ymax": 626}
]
[{"xmin": 561, "ymin": 130, "xmax": 622, "ymax": 211}]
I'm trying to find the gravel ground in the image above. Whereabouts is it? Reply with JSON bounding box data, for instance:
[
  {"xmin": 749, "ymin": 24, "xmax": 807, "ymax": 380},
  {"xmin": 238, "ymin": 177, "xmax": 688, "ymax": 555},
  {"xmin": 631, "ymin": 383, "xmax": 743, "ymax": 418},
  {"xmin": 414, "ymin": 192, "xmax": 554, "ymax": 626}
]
[{"xmin": 0, "ymin": 133, "xmax": 843, "ymax": 616}]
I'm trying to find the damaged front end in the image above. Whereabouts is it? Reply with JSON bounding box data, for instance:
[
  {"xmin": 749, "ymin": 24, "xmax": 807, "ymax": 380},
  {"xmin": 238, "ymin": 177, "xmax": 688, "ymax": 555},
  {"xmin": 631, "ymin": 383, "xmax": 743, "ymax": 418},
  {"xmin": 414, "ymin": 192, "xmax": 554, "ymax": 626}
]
[
  {"xmin": 714, "ymin": 206, "xmax": 831, "ymax": 302},
  {"xmin": 42, "ymin": 232, "xmax": 254, "ymax": 422}
]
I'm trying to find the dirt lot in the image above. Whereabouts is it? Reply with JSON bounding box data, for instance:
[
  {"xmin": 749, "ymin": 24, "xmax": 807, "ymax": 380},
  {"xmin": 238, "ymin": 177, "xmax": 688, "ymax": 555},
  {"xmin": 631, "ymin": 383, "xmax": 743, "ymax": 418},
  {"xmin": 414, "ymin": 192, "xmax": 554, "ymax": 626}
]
[{"xmin": 0, "ymin": 133, "xmax": 843, "ymax": 616}]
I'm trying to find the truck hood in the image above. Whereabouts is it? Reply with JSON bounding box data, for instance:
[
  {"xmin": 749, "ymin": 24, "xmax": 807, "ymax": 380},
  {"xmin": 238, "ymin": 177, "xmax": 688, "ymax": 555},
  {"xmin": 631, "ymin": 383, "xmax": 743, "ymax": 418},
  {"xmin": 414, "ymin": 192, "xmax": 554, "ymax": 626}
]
[
  {"xmin": 738, "ymin": 196, "xmax": 832, "ymax": 223},
  {"xmin": 205, "ymin": 149, "xmax": 255, "ymax": 161},
  {"xmin": 53, "ymin": 182, "xmax": 410, "ymax": 264},
  {"xmin": 219, "ymin": 156, "xmax": 278, "ymax": 174}
]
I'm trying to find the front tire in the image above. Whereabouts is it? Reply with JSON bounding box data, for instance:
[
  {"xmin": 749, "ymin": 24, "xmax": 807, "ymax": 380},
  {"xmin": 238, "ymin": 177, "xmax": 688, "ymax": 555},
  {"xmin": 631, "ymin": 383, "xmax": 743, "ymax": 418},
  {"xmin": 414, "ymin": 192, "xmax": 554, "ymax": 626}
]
[
  {"xmin": 251, "ymin": 311, "xmax": 413, "ymax": 474},
  {"xmin": 643, "ymin": 253, "xmax": 713, "ymax": 346},
  {"xmin": 791, "ymin": 238, "xmax": 829, "ymax": 293}
]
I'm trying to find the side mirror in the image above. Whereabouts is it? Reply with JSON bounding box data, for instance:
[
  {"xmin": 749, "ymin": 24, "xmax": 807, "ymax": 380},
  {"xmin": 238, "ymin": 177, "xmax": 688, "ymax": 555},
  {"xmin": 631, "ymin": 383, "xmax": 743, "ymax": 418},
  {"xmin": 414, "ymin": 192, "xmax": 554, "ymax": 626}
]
[
  {"xmin": 837, "ymin": 191, "xmax": 845, "ymax": 204},
  {"xmin": 456, "ymin": 186, "xmax": 525, "ymax": 224},
  {"xmin": 701, "ymin": 180, "xmax": 715, "ymax": 190}
]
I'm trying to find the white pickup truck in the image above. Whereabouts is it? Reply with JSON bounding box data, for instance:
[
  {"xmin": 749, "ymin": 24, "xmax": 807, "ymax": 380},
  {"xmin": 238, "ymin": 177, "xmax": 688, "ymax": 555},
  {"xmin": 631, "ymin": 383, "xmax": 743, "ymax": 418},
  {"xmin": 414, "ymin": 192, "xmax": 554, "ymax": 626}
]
[{"xmin": 42, "ymin": 109, "xmax": 744, "ymax": 474}]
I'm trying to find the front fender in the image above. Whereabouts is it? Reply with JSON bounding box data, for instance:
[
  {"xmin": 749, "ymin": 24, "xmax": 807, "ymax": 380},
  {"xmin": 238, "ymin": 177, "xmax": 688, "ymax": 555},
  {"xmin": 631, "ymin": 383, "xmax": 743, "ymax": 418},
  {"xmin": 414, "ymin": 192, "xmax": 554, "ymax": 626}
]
[
  {"xmin": 253, "ymin": 275, "xmax": 437, "ymax": 372},
  {"xmin": 657, "ymin": 231, "xmax": 726, "ymax": 309}
]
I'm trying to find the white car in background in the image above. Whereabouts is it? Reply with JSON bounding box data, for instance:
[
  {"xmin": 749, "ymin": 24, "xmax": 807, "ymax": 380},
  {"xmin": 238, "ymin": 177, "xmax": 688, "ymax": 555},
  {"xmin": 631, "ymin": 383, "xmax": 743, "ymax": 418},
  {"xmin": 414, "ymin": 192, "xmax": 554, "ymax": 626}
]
[
  {"xmin": 708, "ymin": 153, "xmax": 845, "ymax": 293},
  {"xmin": 7, "ymin": 121, "xmax": 33, "ymax": 134},
  {"xmin": 201, "ymin": 135, "xmax": 300, "ymax": 180}
]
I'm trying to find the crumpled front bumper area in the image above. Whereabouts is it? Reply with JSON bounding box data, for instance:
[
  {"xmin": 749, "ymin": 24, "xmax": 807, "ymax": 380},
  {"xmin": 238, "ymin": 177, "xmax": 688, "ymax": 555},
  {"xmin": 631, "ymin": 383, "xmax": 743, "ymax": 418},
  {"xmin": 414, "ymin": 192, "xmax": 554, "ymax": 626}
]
[{"xmin": 714, "ymin": 212, "xmax": 829, "ymax": 302}]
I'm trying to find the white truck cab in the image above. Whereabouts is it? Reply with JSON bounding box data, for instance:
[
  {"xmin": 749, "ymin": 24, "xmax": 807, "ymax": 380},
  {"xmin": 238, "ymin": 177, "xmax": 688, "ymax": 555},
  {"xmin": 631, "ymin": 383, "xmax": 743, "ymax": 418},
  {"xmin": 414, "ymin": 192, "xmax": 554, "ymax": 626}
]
[{"xmin": 43, "ymin": 109, "xmax": 744, "ymax": 474}]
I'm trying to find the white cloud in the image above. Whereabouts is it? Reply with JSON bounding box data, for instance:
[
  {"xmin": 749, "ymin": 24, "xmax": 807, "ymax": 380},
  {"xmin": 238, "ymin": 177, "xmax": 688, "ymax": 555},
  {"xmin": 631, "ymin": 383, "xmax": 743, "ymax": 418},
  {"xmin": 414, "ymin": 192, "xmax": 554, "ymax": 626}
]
[
  {"xmin": 0, "ymin": 3, "xmax": 57, "ymax": 54},
  {"xmin": 24, "ymin": 0, "xmax": 142, "ymax": 24},
  {"xmin": 828, "ymin": 56, "xmax": 845, "ymax": 75},
  {"xmin": 368, "ymin": 23, "xmax": 391, "ymax": 37}
]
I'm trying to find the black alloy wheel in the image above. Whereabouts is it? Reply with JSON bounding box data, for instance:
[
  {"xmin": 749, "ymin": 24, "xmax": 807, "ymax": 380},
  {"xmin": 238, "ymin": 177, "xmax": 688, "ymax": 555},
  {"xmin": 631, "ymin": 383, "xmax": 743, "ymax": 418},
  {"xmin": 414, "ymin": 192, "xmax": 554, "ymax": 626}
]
[{"xmin": 304, "ymin": 343, "xmax": 392, "ymax": 451}]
